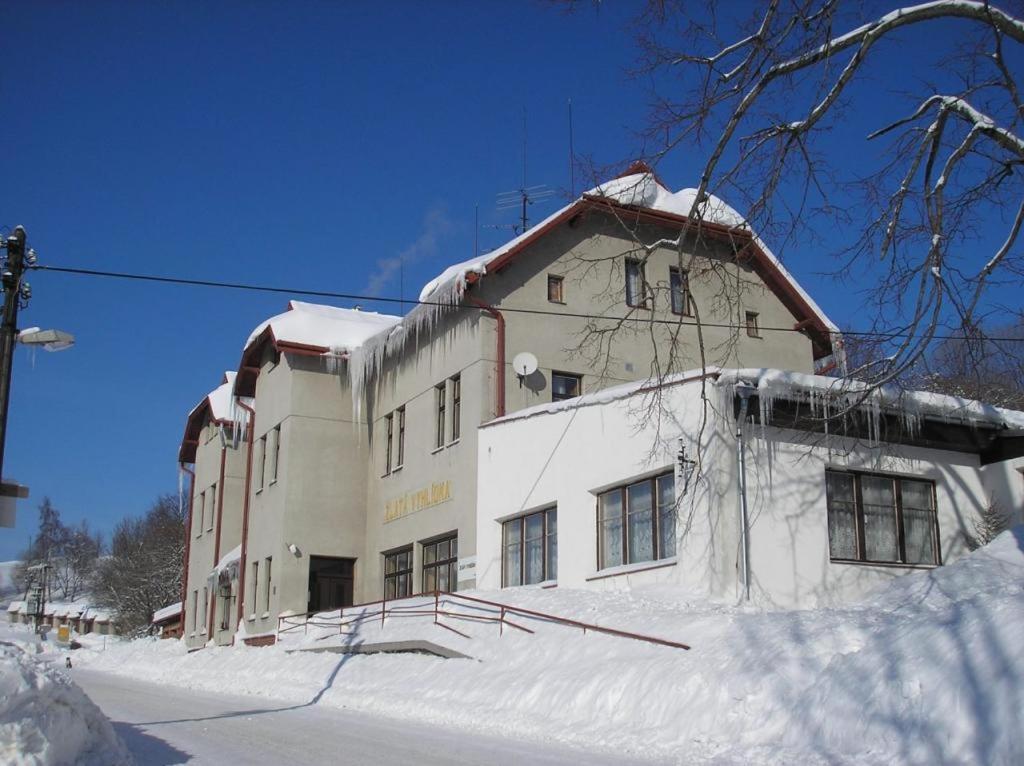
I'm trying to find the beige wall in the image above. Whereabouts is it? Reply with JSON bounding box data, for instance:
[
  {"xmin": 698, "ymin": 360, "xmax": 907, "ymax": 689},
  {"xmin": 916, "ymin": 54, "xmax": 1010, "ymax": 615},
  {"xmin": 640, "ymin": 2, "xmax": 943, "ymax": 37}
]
[
  {"xmin": 198, "ymin": 206, "xmax": 827, "ymax": 628},
  {"xmin": 182, "ymin": 413, "xmax": 246, "ymax": 649}
]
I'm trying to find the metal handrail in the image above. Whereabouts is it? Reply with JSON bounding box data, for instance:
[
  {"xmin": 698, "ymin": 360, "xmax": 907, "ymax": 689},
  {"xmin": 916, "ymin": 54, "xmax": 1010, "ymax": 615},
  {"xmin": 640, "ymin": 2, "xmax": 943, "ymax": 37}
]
[{"xmin": 277, "ymin": 590, "xmax": 690, "ymax": 651}]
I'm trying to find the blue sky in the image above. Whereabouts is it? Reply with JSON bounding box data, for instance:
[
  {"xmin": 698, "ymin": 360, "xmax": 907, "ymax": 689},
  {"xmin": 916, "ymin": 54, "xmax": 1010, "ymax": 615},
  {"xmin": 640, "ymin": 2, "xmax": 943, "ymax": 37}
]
[{"xmin": 0, "ymin": 2, "xmax": 1015, "ymax": 558}]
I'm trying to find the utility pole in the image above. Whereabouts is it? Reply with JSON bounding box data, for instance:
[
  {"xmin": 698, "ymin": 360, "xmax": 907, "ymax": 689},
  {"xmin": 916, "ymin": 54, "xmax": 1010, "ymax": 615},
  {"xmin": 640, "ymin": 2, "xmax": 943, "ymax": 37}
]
[{"xmin": 0, "ymin": 226, "xmax": 32, "ymax": 481}]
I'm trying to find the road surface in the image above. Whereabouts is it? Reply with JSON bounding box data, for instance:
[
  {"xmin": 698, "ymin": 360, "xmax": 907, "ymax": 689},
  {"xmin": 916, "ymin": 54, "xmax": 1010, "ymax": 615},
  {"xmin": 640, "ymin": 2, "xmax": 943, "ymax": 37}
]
[{"xmin": 73, "ymin": 667, "xmax": 661, "ymax": 765}]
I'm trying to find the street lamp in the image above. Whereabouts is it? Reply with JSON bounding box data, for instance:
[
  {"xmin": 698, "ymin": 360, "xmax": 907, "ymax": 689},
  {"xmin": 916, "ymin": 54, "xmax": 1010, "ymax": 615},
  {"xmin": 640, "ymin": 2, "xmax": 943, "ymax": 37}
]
[{"xmin": 18, "ymin": 327, "xmax": 75, "ymax": 352}]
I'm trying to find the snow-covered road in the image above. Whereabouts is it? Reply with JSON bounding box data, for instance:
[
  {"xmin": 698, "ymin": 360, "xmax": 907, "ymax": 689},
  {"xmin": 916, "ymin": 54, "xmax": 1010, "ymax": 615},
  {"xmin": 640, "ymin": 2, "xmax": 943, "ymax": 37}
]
[{"xmin": 73, "ymin": 667, "xmax": 658, "ymax": 765}]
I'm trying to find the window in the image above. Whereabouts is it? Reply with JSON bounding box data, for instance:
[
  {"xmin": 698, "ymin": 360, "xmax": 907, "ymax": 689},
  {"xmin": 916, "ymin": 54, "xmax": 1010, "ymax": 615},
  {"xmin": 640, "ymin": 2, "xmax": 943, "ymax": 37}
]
[
  {"xmin": 270, "ymin": 425, "xmax": 280, "ymax": 483},
  {"xmin": 435, "ymin": 382, "xmax": 446, "ymax": 449},
  {"xmin": 396, "ymin": 407, "xmax": 405, "ymax": 468},
  {"xmin": 825, "ymin": 470, "xmax": 939, "ymax": 566},
  {"xmin": 670, "ymin": 267, "xmax": 692, "ymax": 316},
  {"xmin": 384, "ymin": 413, "xmax": 394, "ymax": 474},
  {"xmin": 264, "ymin": 557, "xmax": 273, "ymax": 613},
  {"xmin": 201, "ymin": 587, "xmax": 208, "ymax": 632},
  {"xmin": 422, "ymin": 536, "xmax": 458, "ymax": 593},
  {"xmin": 503, "ymin": 508, "xmax": 557, "ymax": 587},
  {"xmin": 258, "ymin": 434, "xmax": 266, "ymax": 487},
  {"xmin": 625, "ymin": 258, "xmax": 647, "ymax": 308},
  {"xmin": 745, "ymin": 311, "xmax": 760, "ymax": 338},
  {"xmin": 450, "ymin": 376, "xmax": 461, "ymax": 442},
  {"xmin": 384, "ymin": 547, "xmax": 413, "ymax": 599},
  {"xmin": 547, "ymin": 274, "xmax": 565, "ymax": 303},
  {"xmin": 207, "ymin": 484, "xmax": 216, "ymax": 531},
  {"xmin": 551, "ymin": 372, "xmax": 582, "ymax": 402},
  {"xmin": 250, "ymin": 561, "xmax": 259, "ymax": 617},
  {"xmin": 191, "ymin": 590, "xmax": 198, "ymax": 631},
  {"xmin": 196, "ymin": 492, "xmax": 205, "ymax": 537},
  {"xmin": 598, "ymin": 473, "xmax": 676, "ymax": 570}
]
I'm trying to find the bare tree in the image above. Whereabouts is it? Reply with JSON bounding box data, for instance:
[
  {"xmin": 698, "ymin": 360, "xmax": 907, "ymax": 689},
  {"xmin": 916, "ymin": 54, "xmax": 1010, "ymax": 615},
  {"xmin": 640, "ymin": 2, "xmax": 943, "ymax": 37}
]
[
  {"xmin": 92, "ymin": 494, "xmax": 185, "ymax": 636},
  {"xmin": 16, "ymin": 498, "xmax": 100, "ymax": 602},
  {"xmin": 594, "ymin": 0, "xmax": 1024, "ymax": 391}
]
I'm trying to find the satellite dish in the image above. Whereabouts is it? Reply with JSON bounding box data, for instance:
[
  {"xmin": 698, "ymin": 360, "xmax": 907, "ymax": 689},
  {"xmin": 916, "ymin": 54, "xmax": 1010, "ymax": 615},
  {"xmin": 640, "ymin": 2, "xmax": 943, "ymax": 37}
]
[{"xmin": 512, "ymin": 352, "xmax": 538, "ymax": 378}]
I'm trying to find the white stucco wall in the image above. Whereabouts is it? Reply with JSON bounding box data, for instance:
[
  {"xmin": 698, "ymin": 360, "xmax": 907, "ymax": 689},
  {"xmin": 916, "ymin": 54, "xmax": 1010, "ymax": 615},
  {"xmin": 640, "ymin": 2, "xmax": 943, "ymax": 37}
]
[{"xmin": 476, "ymin": 376, "xmax": 1024, "ymax": 608}]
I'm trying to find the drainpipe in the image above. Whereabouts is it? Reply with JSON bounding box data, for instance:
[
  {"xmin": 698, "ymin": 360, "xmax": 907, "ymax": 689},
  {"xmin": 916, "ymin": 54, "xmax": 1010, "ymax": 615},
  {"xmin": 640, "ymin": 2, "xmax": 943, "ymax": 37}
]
[
  {"xmin": 208, "ymin": 443, "xmax": 228, "ymax": 639},
  {"xmin": 469, "ymin": 297, "xmax": 506, "ymax": 418},
  {"xmin": 179, "ymin": 464, "xmax": 195, "ymax": 620},
  {"xmin": 235, "ymin": 400, "xmax": 256, "ymax": 628},
  {"xmin": 735, "ymin": 381, "xmax": 756, "ymax": 602}
]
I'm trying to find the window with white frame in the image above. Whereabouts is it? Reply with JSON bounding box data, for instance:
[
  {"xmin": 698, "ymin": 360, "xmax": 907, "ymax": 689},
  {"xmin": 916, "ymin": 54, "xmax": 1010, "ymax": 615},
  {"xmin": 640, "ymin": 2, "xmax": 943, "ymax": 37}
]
[
  {"xmin": 598, "ymin": 473, "xmax": 676, "ymax": 569},
  {"xmin": 669, "ymin": 266, "xmax": 692, "ymax": 316},
  {"xmin": 196, "ymin": 492, "xmax": 205, "ymax": 537},
  {"xmin": 503, "ymin": 507, "xmax": 557, "ymax": 586},
  {"xmin": 207, "ymin": 483, "xmax": 216, "ymax": 531},
  {"xmin": 264, "ymin": 556, "xmax": 273, "ymax": 613},
  {"xmin": 258, "ymin": 434, "xmax": 267, "ymax": 490},
  {"xmin": 825, "ymin": 469, "xmax": 939, "ymax": 566}
]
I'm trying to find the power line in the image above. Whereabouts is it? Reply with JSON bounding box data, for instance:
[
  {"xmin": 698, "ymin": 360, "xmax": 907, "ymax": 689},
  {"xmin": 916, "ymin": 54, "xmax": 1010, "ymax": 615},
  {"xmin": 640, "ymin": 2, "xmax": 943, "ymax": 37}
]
[{"xmin": 29, "ymin": 263, "xmax": 1024, "ymax": 343}]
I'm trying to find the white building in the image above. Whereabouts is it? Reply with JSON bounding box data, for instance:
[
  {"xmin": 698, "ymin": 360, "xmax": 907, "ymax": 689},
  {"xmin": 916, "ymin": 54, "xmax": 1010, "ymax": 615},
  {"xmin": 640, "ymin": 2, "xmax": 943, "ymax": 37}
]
[{"xmin": 476, "ymin": 368, "xmax": 1024, "ymax": 608}]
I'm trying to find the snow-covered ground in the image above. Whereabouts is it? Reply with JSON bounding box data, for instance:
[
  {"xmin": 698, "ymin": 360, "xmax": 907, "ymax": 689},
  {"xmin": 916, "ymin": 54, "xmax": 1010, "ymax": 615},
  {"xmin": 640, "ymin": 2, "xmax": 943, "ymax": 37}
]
[
  {"xmin": 0, "ymin": 626, "xmax": 132, "ymax": 765},
  {"xmin": 74, "ymin": 528, "xmax": 1024, "ymax": 765}
]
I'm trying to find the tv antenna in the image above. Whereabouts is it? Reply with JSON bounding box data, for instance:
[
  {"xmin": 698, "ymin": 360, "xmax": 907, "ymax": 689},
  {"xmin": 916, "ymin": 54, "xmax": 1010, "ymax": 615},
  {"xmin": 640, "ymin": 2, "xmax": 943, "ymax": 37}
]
[{"xmin": 493, "ymin": 107, "xmax": 555, "ymax": 235}]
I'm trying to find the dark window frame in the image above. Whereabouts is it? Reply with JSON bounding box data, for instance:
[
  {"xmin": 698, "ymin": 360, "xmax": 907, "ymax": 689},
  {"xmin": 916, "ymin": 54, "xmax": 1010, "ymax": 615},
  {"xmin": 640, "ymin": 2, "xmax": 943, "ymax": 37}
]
[
  {"xmin": 422, "ymin": 535, "xmax": 458, "ymax": 594},
  {"xmin": 396, "ymin": 406, "xmax": 405, "ymax": 468},
  {"xmin": 547, "ymin": 274, "xmax": 565, "ymax": 303},
  {"xmin": 745, "ymin": 311, "xmax": 761, "ymax": 338},
  {"xmin": 625, "ymin": 258, "xmax": 649, "ymax": 308},
  {"xmin": 435, "ymin": 382, "xmax": 446, "ymax": 450},
  {"xmin": 450, "ymin": 376, "xmax": 461, "ymax": 442},
  {"xmin": 383, "ymin": 546, "xmax": 413, "ymax": 600},
  {"xmin": 597, "ymin": 472, "xmax": 676, "ymax": 570},
  {"xmin": 270, "ymin": 425, "xmax": 281, "ymax": 483},
  {"xmin": 551, "ymin": 371, "xmax": 582, "ymax": 402},
  {"xmin": 263, "ymin": 556, "xmax": 273, "ymax": 613},
  {"xmin": 502, "ymin": 507, "xmax": 558, "ymax": 587},
  {"xmin": 669, "ymin": 266, "xmax": 693, "ymax": 316},
  {"xmin": 383, "ymin": 412, "xmax": 394, "ymax": 475},
  {"xmin": 825, "ymin": 469, "xmax": 941, "ymax": 567}
]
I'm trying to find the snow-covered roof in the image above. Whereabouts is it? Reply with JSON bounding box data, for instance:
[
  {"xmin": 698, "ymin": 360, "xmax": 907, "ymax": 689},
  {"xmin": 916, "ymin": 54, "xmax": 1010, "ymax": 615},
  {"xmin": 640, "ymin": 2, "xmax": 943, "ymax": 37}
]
[
  {"xmin": 717, "ymin": 368, "xmax": 1024, "ymax": 431},
  {"xmin": 417, "ymin": 168, "xmax": 838, "ymax": 337},
  {"xmin": 214, "ymin": 544, "xmax": 241, "ymax": 574},
  {"xmin": 7, "ymin": 600, "xmax": 23, "ymax": 613},
  {"xmin": 484, "ymin": 366, "xmax": 1024, "ymax": 436},
  {"xmin": 243, "ymin": 301, "xmax": 401, "ymax": 355},
  {"xmin": 152, "ymin": 601, "xmax": 182, "ymax": 623}
]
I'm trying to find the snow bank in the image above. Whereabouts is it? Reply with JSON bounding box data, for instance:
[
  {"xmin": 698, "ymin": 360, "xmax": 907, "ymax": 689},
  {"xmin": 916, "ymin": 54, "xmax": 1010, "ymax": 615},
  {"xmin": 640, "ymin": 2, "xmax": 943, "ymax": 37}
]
[
  {"xmin": 76, "ymin": 529, "xmax": 1024, "ymax": 764},
  {"xmin": 0, "ymin": 643, "xmax": 132, "ymax": 766}
]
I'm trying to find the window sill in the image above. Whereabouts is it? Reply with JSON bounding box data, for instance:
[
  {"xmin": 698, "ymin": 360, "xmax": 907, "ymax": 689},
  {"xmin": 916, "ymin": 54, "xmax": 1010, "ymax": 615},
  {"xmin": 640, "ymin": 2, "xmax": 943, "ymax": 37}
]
[
  {"xmin": 199, "ymin": 629, "xmax": 207, "ymax": 635},
  {"xmin": 188, "ymin": 632, "xmax": 196, "ymax": 638},
  {"xmin": 504, "ymin": 579, "xmax": 557, "ymax": 590},
  {"xmin": 260, "ymin": 612, "xmax": 270, "ymax": 619},
  {"xmin": 269, "ymin": 479, "xmax": 277, "ymax": 487},
  {"xmin": 830, "ymin": 557, "xmax": 939, "ymax": 571},
  {"xmin": 255, "ymin": 488, "xmax": 263, "ymax": 495},
  {"xmin": 446, "ymin": 439, "xmax": 460, "ymax": 448},
  {"xmin": 587, "ymin": 557, "xmax": 677, "ymax": 581},
  {"xmin": 247, "ymin": 614, "xmax": 256, "ymax": 622},
  {"xmin": 547, "ymin": 300, "xmax": 566, "ymax": 305},
  {"xmin": 430, "ymin": 445, "xmax": 445, "ymax": 455}
]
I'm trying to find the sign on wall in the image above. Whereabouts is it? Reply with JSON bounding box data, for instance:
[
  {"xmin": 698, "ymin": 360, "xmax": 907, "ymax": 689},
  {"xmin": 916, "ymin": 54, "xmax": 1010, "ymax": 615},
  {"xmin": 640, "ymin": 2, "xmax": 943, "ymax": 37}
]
[
  {"xmin": 384, "ymin": 480, "xmax": 453, "ymax": 523},
  {"xmin": 457, "ymin": 556, "xmax": 476, "ymax": 583}
]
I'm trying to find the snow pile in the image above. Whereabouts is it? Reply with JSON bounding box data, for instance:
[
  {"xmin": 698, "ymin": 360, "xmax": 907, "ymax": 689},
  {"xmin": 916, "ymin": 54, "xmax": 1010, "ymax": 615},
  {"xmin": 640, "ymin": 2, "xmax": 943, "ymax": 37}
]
[
  {"xmin": 75, "ymin": 529, "xmax": 1024, "ymax": 764},
  {"xmin": 0, "ymin": 643, "xmax": 132, "ymax": 766}
]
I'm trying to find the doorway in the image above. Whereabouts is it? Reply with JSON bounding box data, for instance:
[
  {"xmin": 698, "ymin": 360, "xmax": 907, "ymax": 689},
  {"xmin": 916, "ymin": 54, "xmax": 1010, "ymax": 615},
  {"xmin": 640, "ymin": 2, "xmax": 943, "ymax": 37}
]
[{"xmin": 307, "ymin": 556, "xmax": 355, "ymax": 613}]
